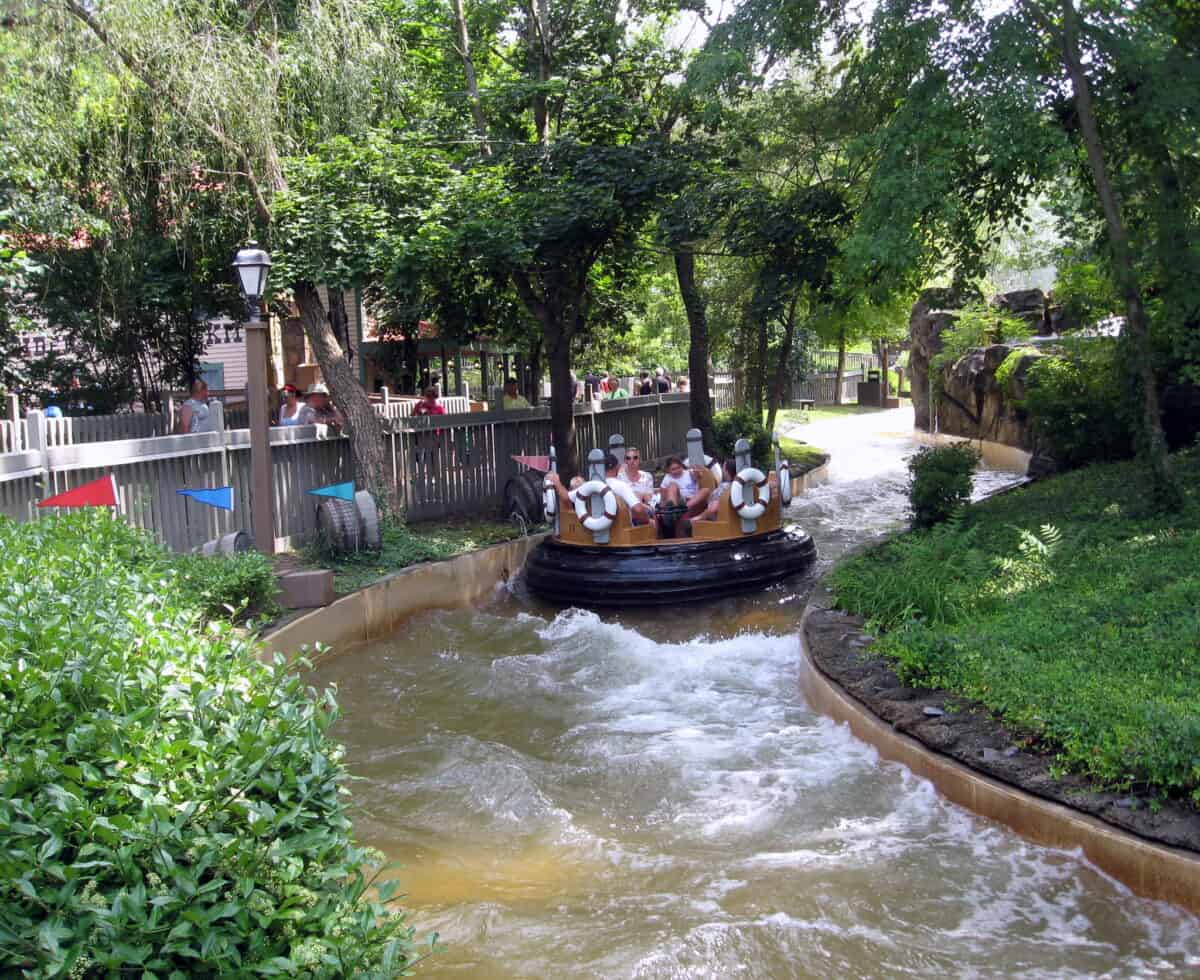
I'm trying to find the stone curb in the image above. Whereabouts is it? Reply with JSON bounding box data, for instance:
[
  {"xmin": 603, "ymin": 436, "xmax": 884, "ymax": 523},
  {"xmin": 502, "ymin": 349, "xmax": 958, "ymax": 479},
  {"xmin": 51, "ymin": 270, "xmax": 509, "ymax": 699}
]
[
  {"xmin": 797, "ymin": 572, "xmax": 1200, "ymax": 915},
  {"xmin": 261, "ymin": 533, "xmax": 549, "ymax": 665}
]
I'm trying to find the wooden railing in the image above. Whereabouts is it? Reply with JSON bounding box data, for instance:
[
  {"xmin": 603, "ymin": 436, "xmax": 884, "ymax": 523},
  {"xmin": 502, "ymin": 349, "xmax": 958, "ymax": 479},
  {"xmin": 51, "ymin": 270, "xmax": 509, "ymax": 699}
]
[{"xmin": 0, "ymin": 395, "xmax": 692, "ymax": 551}]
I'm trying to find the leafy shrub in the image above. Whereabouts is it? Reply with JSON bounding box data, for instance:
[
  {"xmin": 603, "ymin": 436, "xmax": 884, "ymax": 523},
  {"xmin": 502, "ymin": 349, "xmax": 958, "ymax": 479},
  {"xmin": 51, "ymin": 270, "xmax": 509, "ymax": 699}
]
[
  {"xmin": 0, "ymin": 512, "xmax": 415, "ymax": 977},
  {"xmin": 712, "ymin": 407, "xmax": 772, "ymax": 469},
  {"xmin": 994, "ymin": 345, "xmax": 1041, "ymax": 392},
  {"xmin": 930, "ymin": 303, "xmax": 1034, "ymax": 398},
  {"xmin": 832, "ymin": 450, "xmax": 1200, "ymax": 799},
  {"xmin": 907, "ymin": 443, "xmax": 979, "ymax": 528},
  {"xmin": 1021, "ymin": 341, "xmax": 1134, "ymax": 468},
  {"xmin": 169, "ymin": 551, "xmax": 280, "ymax": 622}
]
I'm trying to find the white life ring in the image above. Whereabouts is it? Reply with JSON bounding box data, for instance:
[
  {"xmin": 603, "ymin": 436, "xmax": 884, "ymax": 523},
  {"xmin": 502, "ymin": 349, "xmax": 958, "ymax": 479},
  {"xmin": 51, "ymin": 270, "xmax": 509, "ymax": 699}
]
[
  {"xmin": 543, "ymin": 478, "xmax": 557, "ymax": 519},
  {"xmin": 730, "ymin": 467, "xmax": 770, "ymax": 521},
  {"xmin": 573, "ymin": 480, "xmax": 617, "ymax": 533},
  {"xmin": 778, "ymin": 461, "xmax": 792, "ymax": 505}
]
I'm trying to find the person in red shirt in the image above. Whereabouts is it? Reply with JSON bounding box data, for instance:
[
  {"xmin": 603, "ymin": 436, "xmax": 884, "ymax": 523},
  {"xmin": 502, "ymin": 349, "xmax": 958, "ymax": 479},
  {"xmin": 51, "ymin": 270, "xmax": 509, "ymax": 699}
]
[{"xmin": 412, "ymin": 387, "xmax": 445, "ymax": 417}]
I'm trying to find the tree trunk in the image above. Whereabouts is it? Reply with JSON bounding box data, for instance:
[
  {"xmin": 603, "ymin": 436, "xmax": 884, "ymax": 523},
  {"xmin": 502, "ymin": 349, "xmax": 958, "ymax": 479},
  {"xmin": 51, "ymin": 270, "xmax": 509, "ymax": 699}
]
[
  {"xmin": 765, "ymin": 295, "xmax": 800, "ymax": 437},
  {"xmin": 750, "ymin": 318, "xmax": 769, "ymax": 418},
  {"xmin": 294, "ymin": 282, "xmax": 390, "ymax": 506},
  {"xmin": 1057, "ymin": 0, "xmax": 1177, "ymax": 505},
  {"xmin": 527, "ymin": 338, "xmax": 542, "ymax": 405},
  {"xmin": 673, "ymin": 249, "xmax": 716, "ymax": 452},
  {"xmin": 833, "ymin": 330, "xmax": 846, "ymax": 405},
  {"xmin": 511, "ymin": 269, "xmax": 579, "ymax": 477},
  {"xmin": 450, "ymin": 0, "xmax": 492, "ymax": 156},
  {"xmin": 546, "ymin": 329, "xmax": 578, "ymax": 480}
]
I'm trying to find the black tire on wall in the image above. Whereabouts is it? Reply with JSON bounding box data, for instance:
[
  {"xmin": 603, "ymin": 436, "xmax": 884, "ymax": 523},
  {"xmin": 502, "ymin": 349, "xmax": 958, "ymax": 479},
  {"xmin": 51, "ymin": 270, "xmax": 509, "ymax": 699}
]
[{"xmin": 503, "ymin": 471, "xmax": 543, "ymax": 523}]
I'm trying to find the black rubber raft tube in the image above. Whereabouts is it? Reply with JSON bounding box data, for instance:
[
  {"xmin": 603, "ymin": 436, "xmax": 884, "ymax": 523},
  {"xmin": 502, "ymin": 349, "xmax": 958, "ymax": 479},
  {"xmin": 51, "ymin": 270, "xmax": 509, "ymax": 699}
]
[{"xmin": 524, "ymin": 526, "xmax": 818, "ymax": 606}]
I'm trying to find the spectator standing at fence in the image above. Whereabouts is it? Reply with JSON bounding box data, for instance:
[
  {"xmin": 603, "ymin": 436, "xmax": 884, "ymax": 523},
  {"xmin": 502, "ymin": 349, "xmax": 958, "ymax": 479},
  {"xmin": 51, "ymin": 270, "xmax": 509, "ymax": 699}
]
[
  {"xmin": 413, "ymin": 386, "xmax": 445, "ymax": 417},
  {"xmin": 298, "ymin": 383, "xmax": 345, "ymax": 430},
  {"xmin": 502, "ymin": 376, "xmax": 530, "ymax": 410},
  {"xmin": 676, "ymin": 377, "xmax": 689, "ymax": 393},
  {"xmin": 279, "ymin": 384, "xmax": 304, "ymax": 426},
  {"xmin": 605, "ymin": 373, "xmax": 629, "ymax": 399},
  {"xmin": 637, "ymin": 372, "xmax": 654, "ymax": 396},
  {"xmin": 654, "ymin": 367, "xmax": 672, "ymax": 393},
  {"xmin": 176, "ymin": 379, "xmax": 211, "ymax": 434}
]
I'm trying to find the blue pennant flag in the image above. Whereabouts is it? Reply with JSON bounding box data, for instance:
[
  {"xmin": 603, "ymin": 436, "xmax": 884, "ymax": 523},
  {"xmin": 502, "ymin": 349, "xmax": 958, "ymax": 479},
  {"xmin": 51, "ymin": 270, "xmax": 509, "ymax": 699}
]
[
  {"xmin": 307, "ymin": 480, "xmax": 355, "ymax": 502},
  {"xmin": 177, "ymin": 486, "xmax": 235, "ymax": 512}
]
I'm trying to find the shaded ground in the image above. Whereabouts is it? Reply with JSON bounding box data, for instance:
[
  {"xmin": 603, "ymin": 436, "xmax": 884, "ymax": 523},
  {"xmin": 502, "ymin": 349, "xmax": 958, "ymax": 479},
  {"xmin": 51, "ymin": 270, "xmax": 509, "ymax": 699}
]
[{"xmin": 804, "ymin": 607, "xmax": 1200, "ymax": 854}]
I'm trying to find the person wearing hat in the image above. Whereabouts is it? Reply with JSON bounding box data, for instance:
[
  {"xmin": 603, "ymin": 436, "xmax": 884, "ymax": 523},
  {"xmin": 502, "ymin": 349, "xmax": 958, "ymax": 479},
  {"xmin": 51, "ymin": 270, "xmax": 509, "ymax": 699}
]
[
  {"xmin": 297, "ymin": 383, "xmax": 345, "ymax": 429},
  {"xmin": 279, "ymin": 383, "xmax": 304, "ymax": 426}
]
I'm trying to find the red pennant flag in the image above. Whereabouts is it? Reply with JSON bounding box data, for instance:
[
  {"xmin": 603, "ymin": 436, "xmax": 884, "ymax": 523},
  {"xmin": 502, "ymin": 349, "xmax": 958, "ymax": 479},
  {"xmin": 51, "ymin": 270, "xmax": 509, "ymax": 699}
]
[
  {"xmin": 38, "ymin": 475, "xmax": 118, "ymax": 509},
  {"xmin": 511, "ymin": 454, "xmax": 551, "ymax": 473}
]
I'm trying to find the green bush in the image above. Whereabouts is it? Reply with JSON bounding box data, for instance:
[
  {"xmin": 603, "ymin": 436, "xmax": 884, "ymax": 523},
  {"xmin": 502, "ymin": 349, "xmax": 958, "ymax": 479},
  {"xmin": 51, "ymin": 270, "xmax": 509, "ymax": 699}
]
[
  {"xmin": 169, "ymin": 551, "xmax": 279, "ymax": 622},
  {"xmin": 712, "ymin": 407, "xmax": 772, "ymax": 469},
  {"xmin": 831, "ymin": 450, "xmax": 1200, "ymax": 800},
  {"xmin": 1021, "ymin": 341, "xmax": 1133, "ymax": 468},
  {"xmin": 0, "ymin": 512, "xmax": 415, "ymax": 977},
  {"xmin": 907, "ymin": 443, "xmax": 979, "ymax": 528}
]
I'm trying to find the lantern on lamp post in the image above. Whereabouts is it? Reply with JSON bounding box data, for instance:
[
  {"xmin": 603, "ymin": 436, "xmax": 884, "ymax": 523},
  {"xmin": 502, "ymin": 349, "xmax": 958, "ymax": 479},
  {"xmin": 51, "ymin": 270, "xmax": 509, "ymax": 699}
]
[{"xmin": 233, "ymin": 243, "xmax": 275, "ymax": 554}]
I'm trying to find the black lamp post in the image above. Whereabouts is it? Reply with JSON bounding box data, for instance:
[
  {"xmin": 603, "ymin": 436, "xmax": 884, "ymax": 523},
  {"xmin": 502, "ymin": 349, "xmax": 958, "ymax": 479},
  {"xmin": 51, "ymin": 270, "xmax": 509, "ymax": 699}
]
[{"xmin": 233, "ymin": 244, "xmax": 275, "ymax": 554}]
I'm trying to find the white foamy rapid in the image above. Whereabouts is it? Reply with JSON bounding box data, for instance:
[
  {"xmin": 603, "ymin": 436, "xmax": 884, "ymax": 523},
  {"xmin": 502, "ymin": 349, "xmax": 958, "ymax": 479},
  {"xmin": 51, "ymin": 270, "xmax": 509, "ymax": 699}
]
[{"xmin": 314, "ymin": 409, "xmax": 1200, "ymax": 978}]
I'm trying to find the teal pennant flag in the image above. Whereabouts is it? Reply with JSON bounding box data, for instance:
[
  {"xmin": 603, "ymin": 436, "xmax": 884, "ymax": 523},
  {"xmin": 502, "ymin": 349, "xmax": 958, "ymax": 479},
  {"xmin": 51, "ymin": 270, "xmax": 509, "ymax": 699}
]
[
  {"xmin": 177, "ymin": 486, "xmax": 235, "ymax": 511},
  {"xmin": 307, "ymin": 481, "xmax": 355, "ymax": 502}
]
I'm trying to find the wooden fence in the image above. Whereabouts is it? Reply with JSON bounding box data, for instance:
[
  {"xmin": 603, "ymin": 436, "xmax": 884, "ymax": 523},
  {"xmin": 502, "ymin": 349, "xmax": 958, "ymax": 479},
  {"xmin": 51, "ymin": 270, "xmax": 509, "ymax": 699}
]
[
  {"xmin": 0, "ymin": 395, "xmax": 692, "ymax": 551},
  {"xmin": 712, "ymin": 365, "xmax": 867, "ymax": 411}
]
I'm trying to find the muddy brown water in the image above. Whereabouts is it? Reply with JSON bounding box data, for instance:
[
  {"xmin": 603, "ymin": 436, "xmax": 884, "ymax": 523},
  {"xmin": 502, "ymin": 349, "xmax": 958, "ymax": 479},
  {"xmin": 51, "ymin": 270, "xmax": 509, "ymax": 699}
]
[{"xmin": 313, "ymin": 410, "xmax": 1200, "ymax": 978}]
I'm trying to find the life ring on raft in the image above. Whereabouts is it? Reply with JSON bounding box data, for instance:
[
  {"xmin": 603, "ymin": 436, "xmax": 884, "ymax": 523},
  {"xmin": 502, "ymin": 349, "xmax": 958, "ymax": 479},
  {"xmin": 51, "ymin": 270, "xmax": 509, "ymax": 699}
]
[
  {"xmin": 573, "ymin": 480, "xmax": 618, "ymax": 533},
  {"xmin": 730, "ymin": 467, "xmax": 770, "ymax": 521},
  {"xmin": 778, "ymin": 461, "xmax": 792, "ymax": 505},
  {"xmin": 543, "ymin": 478, "xmax": 557, "ymax": 519}
]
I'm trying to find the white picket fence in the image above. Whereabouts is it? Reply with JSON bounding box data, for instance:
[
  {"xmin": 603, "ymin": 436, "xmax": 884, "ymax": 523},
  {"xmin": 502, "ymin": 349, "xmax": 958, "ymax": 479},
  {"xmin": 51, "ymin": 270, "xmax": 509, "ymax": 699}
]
[{"xmin": 0, "ymin": 394, "xmax": 692, "ymax": 552}]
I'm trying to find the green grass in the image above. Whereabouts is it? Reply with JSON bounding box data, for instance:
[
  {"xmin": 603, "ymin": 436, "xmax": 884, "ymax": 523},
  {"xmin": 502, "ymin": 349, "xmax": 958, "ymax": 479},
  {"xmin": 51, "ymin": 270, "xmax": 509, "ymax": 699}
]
[
  {"xmin": 831, "ymin": 451, "xmax": 1200, "ymax": 801},
  {"xmin": 778, "ymin": 436, "xmax": 828, "ymax": 472},
  {"xmin": 314, "ymin": 518, "xmax": 525, "ymax": 594},
  {"xmin": 775, "ymin": 402, "xmax": 911, "ymax": 428}
]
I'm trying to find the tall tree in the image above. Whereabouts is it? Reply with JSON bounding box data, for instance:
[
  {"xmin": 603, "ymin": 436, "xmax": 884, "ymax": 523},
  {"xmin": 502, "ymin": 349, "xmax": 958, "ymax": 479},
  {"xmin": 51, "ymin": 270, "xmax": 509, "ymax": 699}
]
[{"xmin": 9, "ymin": 0, "xmax": 412, "ymax": 498}]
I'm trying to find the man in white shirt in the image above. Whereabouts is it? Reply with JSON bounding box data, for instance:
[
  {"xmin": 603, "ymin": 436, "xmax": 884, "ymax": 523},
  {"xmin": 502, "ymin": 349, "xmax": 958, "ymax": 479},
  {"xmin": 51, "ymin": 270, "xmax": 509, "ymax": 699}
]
[{"xmin": 547, "ymin": 453, "xmax": 651, "ymax": 524}]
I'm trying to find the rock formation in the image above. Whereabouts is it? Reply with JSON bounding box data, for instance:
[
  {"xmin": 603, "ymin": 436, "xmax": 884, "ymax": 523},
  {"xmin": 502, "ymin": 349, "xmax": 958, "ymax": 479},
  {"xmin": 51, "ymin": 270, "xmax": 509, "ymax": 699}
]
[{"xmin": 935, "ymin": 344, "xmax": 1040, "ymax": 450}]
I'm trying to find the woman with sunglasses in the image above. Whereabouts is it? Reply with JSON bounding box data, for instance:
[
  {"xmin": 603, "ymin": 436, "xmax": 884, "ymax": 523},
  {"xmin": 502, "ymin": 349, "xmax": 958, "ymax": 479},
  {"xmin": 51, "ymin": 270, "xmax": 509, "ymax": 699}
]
[{"xmin": 619, "ymin": 446, "xmax": 654, "ymax": 505}]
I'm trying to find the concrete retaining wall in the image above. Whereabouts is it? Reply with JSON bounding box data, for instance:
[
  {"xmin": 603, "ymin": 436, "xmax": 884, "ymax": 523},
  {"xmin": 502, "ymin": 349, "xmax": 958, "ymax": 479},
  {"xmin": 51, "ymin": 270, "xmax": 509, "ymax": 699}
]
[
  {"xmin": 913, "ymin": 429, "xmax": 1032, "ymax": 473},
  {"xmin": 797, "ymin": 595, "xmax": 1200, "ymax": 915},
  {"xmin": 263, "ymin": 533, "xmax": 548, "ymax": 664}
]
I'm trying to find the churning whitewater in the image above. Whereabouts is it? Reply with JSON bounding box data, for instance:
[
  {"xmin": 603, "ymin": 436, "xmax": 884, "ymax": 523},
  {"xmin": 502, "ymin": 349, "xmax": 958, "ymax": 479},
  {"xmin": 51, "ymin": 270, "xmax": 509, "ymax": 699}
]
[{"xmin": 313, "ymin": 410, "xmax": 1200, "ymax": 978}]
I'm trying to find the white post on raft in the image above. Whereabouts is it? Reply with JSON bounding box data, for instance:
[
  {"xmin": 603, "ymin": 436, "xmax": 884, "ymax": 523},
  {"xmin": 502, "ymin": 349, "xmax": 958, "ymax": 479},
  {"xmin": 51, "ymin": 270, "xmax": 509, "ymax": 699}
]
[
  {"xmin": 684, "ymin": 427, "xmax": 704, "ymax": 470},
  {"xmin": 549, "ymin": 445, "xmax": 559, "ymax": 535},
  {"xmin": 608, "ymin": 432, "xmax": 625, "ymax": 468},
  {"xmin": 735, "ymin": 437, "xmax": 756, "ymax": 532},
  {"xmin": 734, "ymin": 437, "xmax": 752, "ymax": 472},
  {"xmin": 588, "ymin": 447, "xmax": 606, "ymax": 481},
  {"xmin": 586, "ymin": 447, "xmax": 610, "ymax": 543}
]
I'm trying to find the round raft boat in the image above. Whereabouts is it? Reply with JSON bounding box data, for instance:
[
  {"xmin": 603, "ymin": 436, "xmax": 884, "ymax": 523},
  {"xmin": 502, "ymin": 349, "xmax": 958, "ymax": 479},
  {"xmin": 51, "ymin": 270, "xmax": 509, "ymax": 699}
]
[{"xmin": 524, "ymin": 429, "xmax": 817, "ymax": 607}]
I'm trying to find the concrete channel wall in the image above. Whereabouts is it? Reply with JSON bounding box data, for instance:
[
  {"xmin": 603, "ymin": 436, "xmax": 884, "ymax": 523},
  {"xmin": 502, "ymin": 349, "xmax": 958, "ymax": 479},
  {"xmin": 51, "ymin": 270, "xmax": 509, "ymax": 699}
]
[
  {"xmin": 263, "ymin": 533, "xmax": 548, "ymax": 663},
  {"xmin": 798, "ymin": 579, "xmax": 1200, "ymax": 915}
]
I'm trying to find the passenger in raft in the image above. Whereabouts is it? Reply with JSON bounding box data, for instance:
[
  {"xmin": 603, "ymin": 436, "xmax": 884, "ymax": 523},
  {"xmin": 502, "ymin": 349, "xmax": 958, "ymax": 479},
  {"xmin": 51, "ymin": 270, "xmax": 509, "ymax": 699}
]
[
  {"xmin": 619, "ymin": 446, "xmax": 654, "ymax": 504},
  {"xmin": 659, "ymin": 456, "xmax": 713, "ymax": 531},
  {"xmin": 547, "ymin": 453, "xmax": 652, "ymax": 525}
]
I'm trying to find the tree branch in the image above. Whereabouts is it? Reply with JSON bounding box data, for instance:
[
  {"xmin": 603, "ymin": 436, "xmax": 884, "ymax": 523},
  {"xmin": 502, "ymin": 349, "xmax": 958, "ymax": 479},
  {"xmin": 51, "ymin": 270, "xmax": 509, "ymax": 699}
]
[{"xmin": 61, "ymin": 0, "xmax": 277, "ymax": 224}]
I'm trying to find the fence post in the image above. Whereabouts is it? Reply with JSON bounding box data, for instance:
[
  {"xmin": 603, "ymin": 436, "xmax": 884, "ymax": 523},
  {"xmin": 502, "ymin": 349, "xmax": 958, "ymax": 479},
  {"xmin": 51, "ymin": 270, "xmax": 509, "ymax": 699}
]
[
  {"xmin": 7, "ymin": 393, "xmax": 19, "ymax": 451},
  {"xmin": 25, "ymin": 409, "xmax": 47, "ymax": 500},
  {"xmin": 381, "ymin": 386, "xmax": 391, "ymax": 411}
]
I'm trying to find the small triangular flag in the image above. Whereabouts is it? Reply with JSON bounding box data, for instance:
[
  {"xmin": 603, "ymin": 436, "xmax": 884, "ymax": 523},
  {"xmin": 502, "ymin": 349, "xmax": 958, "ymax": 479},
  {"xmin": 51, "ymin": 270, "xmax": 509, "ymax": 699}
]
[
  {"xmin": 38, "ymin": 475, "xmax": 118, "ymax": 509},
  {"xmin": 307, "ymin": 481, "xmax": 355, "ymax": 502},
  {"xmin": 177, "ymin": 486, "xmax": 235, "ymax": 512}
]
